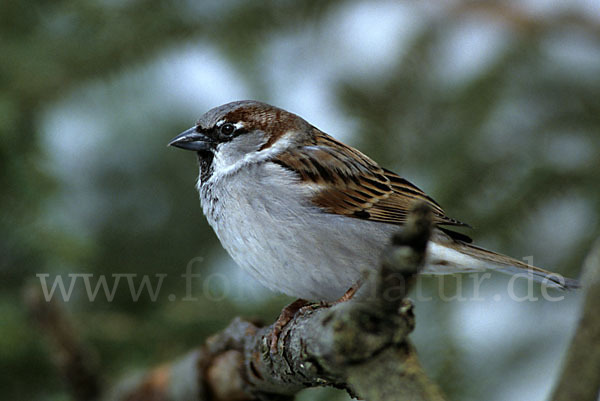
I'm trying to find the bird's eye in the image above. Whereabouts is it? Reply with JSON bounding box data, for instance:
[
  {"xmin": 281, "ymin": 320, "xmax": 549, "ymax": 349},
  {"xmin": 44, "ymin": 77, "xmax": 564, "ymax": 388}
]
[{"xmin": 220, "ymin": 123, "xmax": 235, "ymax": 136}]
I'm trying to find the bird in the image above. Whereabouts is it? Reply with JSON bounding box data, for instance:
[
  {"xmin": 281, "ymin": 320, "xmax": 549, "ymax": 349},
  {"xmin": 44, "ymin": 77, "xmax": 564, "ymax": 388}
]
[{"xmin": 168, "ymin": 100, "xmax": 579, "ymax": 304}]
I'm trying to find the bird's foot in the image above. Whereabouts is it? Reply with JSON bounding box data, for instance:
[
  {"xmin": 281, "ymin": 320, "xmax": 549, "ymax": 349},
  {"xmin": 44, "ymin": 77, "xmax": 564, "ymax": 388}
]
[
  {"xmin": 268, "ymin": 281, "xmax": 363, "ymax": 355},
  {"xmin": 268, "ymin": 298, "xmax": 312, "ymax": 355},
  {"xmin": 319, "ymin": 279, "xmax": 363, "ymax": 308}
]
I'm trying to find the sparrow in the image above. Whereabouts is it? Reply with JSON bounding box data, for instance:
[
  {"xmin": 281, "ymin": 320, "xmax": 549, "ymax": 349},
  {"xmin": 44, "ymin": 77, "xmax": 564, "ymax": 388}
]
[{"xmin": 169, "ymin": 100, "xmax": 579, "ymax": 303}]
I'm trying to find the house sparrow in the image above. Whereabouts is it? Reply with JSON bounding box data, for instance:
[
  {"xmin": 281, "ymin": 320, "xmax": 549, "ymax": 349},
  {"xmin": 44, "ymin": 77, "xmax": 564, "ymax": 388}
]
[{"xmin": 169, "ymin": 100, "xmax": 579, "ymax": 302}]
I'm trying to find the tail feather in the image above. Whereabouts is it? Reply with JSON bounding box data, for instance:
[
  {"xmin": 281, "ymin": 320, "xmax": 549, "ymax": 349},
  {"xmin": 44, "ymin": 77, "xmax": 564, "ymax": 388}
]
[{"xmin": 426, "ymin": 237, "xmax": 580, "ymax": 290}]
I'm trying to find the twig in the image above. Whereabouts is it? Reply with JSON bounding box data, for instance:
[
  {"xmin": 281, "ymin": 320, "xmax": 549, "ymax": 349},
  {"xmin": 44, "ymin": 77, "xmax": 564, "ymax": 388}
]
[{"xmin": 24, "ymin": 284, "xmax": 102, "ymax": 401}]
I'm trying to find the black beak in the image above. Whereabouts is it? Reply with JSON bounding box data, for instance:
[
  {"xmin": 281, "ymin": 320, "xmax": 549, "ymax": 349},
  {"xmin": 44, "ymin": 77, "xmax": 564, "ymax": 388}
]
[{"xmin": 168, "ymin": 127, "xmax": 213, "ymax": 151}]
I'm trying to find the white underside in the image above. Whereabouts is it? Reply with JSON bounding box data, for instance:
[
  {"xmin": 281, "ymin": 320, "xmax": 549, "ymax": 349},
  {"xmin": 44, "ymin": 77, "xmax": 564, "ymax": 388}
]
[{"xmin": 424, "ymin": 242, "xmax": 487, "ymax": 274}]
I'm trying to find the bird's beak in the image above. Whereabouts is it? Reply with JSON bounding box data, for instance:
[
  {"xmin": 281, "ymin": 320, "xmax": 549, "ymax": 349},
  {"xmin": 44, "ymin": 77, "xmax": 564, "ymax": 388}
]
[{"xmin": 168, "ymin": 127, "xmax": 213, "ymax": 151}]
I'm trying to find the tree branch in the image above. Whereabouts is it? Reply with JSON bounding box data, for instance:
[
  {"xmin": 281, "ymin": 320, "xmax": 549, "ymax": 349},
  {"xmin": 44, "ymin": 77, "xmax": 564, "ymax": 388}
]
[
  {"xmin": 107, "ymin": 202, "xmax": 447, "ymax": 401},
  {"xmin": 24, "ymin": 286, "xmax": 101, "ymax": 401},
  {"xmin": 550, "ymin": 239, "xmax": 600, "ymax": 401}
]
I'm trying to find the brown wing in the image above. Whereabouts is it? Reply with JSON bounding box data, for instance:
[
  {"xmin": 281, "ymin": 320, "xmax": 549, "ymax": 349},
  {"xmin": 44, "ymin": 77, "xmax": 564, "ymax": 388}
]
[{"xmin": 271, "ymin": 131, "xmax": 469, "ymax": 229}]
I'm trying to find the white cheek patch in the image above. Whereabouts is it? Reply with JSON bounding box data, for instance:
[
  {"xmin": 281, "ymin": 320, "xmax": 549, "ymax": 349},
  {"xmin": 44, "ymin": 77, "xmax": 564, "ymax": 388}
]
[
  {"xmin": 262, "ymin": 131, "xmax": 292, "ymax": 150},
  {"xmin": 211, "ymin": 130, "xmax": 295, "ymax": 179}
]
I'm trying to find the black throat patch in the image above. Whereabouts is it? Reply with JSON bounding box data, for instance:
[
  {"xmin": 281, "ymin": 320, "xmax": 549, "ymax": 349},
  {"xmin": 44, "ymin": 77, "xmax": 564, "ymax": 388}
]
[{"xmin": 196, "ymin": 151, "xmax": 215, "ymax": 184}]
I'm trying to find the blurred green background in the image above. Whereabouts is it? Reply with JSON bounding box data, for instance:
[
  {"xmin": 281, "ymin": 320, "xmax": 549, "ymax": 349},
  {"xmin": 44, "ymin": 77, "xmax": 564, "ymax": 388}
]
[{"xmin": 2, "ymin": 1, "xmax": 599, "ymax": 400}]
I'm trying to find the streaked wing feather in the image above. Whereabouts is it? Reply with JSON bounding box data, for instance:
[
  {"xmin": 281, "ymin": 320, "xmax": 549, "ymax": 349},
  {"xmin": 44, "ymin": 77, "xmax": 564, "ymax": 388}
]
[{"xmin": 272, "ymin": 131, "xmax": 469, "ymax": 230}]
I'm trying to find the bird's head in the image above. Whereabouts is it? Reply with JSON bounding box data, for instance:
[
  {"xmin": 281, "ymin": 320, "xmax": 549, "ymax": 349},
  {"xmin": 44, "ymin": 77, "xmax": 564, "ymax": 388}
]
[{"xmin": 168, "ymin": 100, "xmax": 311, "ymax": 177}]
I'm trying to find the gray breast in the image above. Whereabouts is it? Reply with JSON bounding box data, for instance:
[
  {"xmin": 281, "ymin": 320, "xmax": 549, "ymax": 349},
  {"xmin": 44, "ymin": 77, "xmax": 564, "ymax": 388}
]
[{"xmin": 197, "ymin": 161, "xmax": 399, "ymax": 301}]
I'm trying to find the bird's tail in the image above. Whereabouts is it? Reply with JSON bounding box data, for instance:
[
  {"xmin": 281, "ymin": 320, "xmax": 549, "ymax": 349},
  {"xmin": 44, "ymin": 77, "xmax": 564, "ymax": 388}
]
[{"xmin": 425, "ymin": 240, "xmax": 580, "ymax": 290}]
